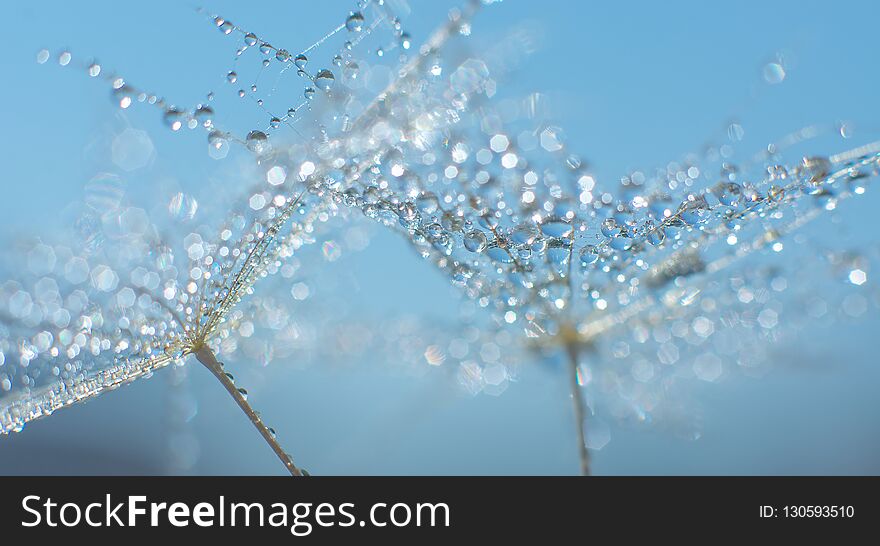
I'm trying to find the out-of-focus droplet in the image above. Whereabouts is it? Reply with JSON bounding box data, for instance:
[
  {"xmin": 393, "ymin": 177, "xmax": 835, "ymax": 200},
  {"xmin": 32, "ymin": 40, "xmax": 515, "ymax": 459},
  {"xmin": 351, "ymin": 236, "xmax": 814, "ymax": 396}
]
[
  {"xmin": 168, "ymin": 192, "xmax": 198, "ymax": 222},
  {"xmin": 763, "ymin": 62, "xmax": 785, "ymax": 84}
]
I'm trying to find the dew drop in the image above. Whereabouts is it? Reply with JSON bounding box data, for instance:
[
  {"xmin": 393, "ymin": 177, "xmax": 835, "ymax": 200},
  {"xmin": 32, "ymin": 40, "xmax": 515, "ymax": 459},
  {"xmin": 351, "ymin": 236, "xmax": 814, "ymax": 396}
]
[
  {"xmin": 303, "ymin": 87, "xmax": 316, "ymax": 100},
  {"xmin": 768, "ymin": 185, "xmax": 785, "ymax": 202},
  {"xmin": 36, "ymin": 49, "xmax": 50, "ymax": 64},
  {"xmin": 486, "ymin": 245, "xmax": 513, "ymax": 264},
  {"xmin": 802, "ymin": 156, "xmax": 831, "ymax": 183},
  {"xmin": 343, "ymin": 61, "xmax": 360, "ymax": 81},
  {"xmin": 416, "ymin": 193, "xmax": 440, "ymax": 214},
  {"xmin": 163, "ymin": 108, "xmax": 186, "ymax": 131},
  {"xmin": 227, "ymin": 71, "xmax": 237, "ymax": 83},
  {"xmin": 579, "ymin": 245, "xmax": 599, "ymax": 266},
  {"xmin": 244, "ymin": 32, "xmax": 258, "ymax": 46},
  {"xmin": 246, "ymin": 130, "xmax": 269, "ymax": 154},
  {"xmin": 546, "ymin": 240, "xmax": 571, "ymax": 274},
  {"xmin": 208, "ymin": 130, "xmax": 229, "ymax": 159},
  {"xmin": 314, "ymin": 69, "xmax": 335, "ymax": 91},
  {"xmin": 647, "ymin": 227, "xmax": 665, "ymax": 246},
  {"xmin": 511, "ymin": 224, "xmax": 538, "ymax": 246},
  {"xmin": 194, "ymin": 104, "xmax": 214, "ymax": 127},
  {"xmin": 275, "ymin": 49, "xmax": 290, "ymax": 62},
  {"xmin": 88, "ymin": 63, "xmax": 101, "ymax": 77},
  {"xmin": 763, "ymin": 62, "xmax": 785, "ymax": 84},
  {"xmin": 346, "ymin": 11, "xmax": 365, "ymax": 32},
  {"xmin": 114, "ymin": 85, "xmax": 134, "ymax": 109},
  {"xmin": 601, "ymin": 218, "xmax": 620, "ymax": 237},
  {"xmin": 540, "ymin": 217, "xmax": 573, "ymax": 238},
  {"xmin": 168, "ymin": 192, "xmax": 198, "ymax": 222},
  {"xmin": 464, "ymin": 230, "xmax": 488, "ymax": 252},
  {"xmin": 294, "ymin": 54, "xmax": 308, "ymax": 69},
  {"xmin": 713, "ymin": 182, "xmax": 742, "ymax": 206}
]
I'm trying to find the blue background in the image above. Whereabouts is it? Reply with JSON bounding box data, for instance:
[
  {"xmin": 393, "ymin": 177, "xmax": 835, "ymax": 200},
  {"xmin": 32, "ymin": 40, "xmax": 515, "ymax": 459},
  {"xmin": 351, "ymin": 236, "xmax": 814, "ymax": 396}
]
[{"xmin": 0, "ymin": 0, "xmax": 878, "ymax": 474}]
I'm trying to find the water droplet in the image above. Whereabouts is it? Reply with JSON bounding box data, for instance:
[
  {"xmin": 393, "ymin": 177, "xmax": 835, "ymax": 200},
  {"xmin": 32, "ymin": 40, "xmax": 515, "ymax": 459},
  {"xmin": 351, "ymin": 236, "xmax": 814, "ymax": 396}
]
[
  {"xmin": 511, "ymin": 223, "xmax": 539, "ymax": 246},
  {"xmin": 678, "ymin": 197, "xmax": 710, "ymax": 226},
  {"xmin": 163, "ymin": 108, "xmax": 186, "ymax": 131},
  {"xmin": 246, "ymin": 130, "xmax": 269, "ymax": 154},
  {"xmin": 113, "ymin": 85, "xmax": 135, "ymax": 109},
  {"xmin": 237, "ymin": 387, "xmax": 248, "ymax": 400},
  {"xmin": 647, "ymin": 227, "xmax": 665, "ymax": 246},
  {"xmin": 802, "ymin": 156, "xmax": 831, "ymax": 183},
  {"xmin": 58, "ymin": 51, "xmax": 72, "ymax": 66},
  {"xmin": 88, "ymin": 63, "xmax": 101, "ymax": 77},
  {"xmin": 763, "ymin": 62, "xmax": 785, "ymax": 84},
  {"xmin": 486, "ymin": 245, "xmax": 513, "ymax": 264},
  {"xmin": 36, "ymin": 49, "xmax": 49, "ymax": 64},
  {"xmin": 400, "ymin": 32, "xmax": 412, "ymax": 50},
  {"xmin": 275, "ymin": 49, "xmax": 290, "ymax": 62},
  {"xmin": 208, "ymin": 131, "xmax": 229, "ymax": 159},
  {"xmin": 464, "ymin": 230, "xmax": 488, "ymax": 252},
  {"xmin": 219, "ymin": 20, "xmax": 234, "ymax": 35},
  {"xmin": 244, "ymin": 32, "xmax": 258, "ymax": 46},
  {"xmin": 416, "ymin": 193, "xmax": 440, "ymax": 214},
  {"xmin": 227, "ymin": 71, "xmax": 237, "ymax": 83},
  {"xmin": 546, "ymin": 240, "xmax": 571, "ymax": 274},
  {"xmin": 540, "ymin": 217, "xmax": 573, "ymax": 238},
  {"xmin": 194, "ymin": 104, "xmax": 214, "ymax": 127},
  {"xmin": 259, "ymin": 43, "xmax": 272, "ymax": 55},
  {"xmin": 314, "ymin": 69, "xmax": 335, "ymax": 91},
  {"xmin": 303, "ymin": 87, "xmax": 316, "ymax": 100},
  {"xmin": 768, "ymin": 185, "xmax": 785, "ymax": 202},
  {"xmin": 294, "ymin": 54, "xmax": 308, "ymax": 69},
  {"xmin": 343, "ymin": 61, "xmax": 360, "ymax": 81},
  {"xmin": 713, "ymin": 182, "xmax": 742, "ymax": 206},
  {"xmin": 168, "ymin": 192, "xmax": 198, "ymax": 222},
  {"xmin": 579, "ymin": 245, "xmax": 599, "ymax": 267},
  {"xmin": 346, "ymin": 11, "xmax": 365, "ymax": 32}
]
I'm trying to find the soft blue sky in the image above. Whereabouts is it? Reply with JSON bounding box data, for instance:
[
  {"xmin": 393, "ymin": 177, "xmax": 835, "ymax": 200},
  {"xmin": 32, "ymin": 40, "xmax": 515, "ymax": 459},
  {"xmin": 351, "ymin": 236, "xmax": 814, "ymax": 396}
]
[{"xmin": 1, "ymin": 1, "xmax": 878, "ymax": 474}]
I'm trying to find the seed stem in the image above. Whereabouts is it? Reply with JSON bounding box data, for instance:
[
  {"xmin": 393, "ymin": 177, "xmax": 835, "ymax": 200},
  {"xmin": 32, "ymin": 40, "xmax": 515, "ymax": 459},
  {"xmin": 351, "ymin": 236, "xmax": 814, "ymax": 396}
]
[
  {"xmin": 565, "ymin": 343, "xmax": 591, "ymax": 476},
  {"xmin": 194, "ymin": 345, "xmax": 302, "ymax": 476}
]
